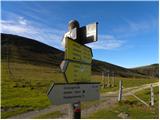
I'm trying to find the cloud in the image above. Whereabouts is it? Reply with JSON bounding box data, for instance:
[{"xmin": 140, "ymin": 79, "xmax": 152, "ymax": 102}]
[
  {"xmin": 18, "ymin": 17, "xmax": 27, "ymax": 25},
  {"xmin": 1, "ymin": 13, "xmax": 124, "ymax": 50},
  {"xmin": 1, "ymin": 15, "xmax": 65, "ymax": 49},
  {"xmin": 1, "ymin": 20, "xmax": 28, "ymax": 33},
  {"xmin": 112, "ymin": 18, "xmax": 158, "ymax": 38},
  {"xmin": 87, "ymin": 35, "xmax": 125, "ymax": 50}
]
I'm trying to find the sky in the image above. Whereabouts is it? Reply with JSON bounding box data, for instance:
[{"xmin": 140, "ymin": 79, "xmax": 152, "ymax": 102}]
[{"xmin": 1, "ymin": 1, "xmax": 159, "ymax": 68}]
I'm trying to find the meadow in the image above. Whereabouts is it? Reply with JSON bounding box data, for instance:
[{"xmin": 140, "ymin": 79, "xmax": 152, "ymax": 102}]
[
  {"xmin": 87, "ymin": 86, "xmax": 159, "ymax": 119},
  {"xmin": 1, "ymin": 61, "xmax": 158, "ymax": 118}
]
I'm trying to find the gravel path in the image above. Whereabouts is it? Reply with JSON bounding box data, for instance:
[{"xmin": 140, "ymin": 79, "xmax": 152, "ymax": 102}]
[
  {"xmin": 81, "ymin": 82, "xmax": 159, "ymax": 118},
  {"xmin": 8, "ymin": 82, "xmax": 159, "ymax": 119}
]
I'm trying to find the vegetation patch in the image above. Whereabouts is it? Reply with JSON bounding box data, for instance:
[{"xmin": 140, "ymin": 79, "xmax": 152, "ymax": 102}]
[{"xmin": 87, "ymin": 86, "xmax": 159, "ymax": 119}]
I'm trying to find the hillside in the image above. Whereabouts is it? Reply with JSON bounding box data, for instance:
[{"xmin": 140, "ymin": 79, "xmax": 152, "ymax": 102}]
[
  {"xmin": 1, "ymin": 33, "xmax": 159, "ymax": 118},
  {"xmin": 1, "ymin": 33, "xmax": 158, "ymax": 78},
  {"xmin": 1, "ymin": 33, "xmax": 64, "ymax": 67},
  {"xmin": 131, "ymin": 64, "xmax": 159, "ymax": 78}
]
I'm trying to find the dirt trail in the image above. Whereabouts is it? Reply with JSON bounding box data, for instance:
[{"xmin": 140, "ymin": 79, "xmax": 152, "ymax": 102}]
[
  {"xmin": 81, "ymin": 82, "xmax": 159, "ymax": 118},
  {"xmin": 8, "ymin": 82, "xmax": 159, "ymax": 119}
]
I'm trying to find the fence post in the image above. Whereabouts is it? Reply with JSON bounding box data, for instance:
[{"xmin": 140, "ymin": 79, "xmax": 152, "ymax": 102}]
[
  {"xmin": 102, "ymin": 72, "xmax": 105, "ymax": 88},
  {"xmin": 107, "ymin": 71, "xmax": 110, "ymax": 87},
  {"xmin": 118, "ymin": 80, "xmax": 123, "ymax": 102},
  {"xmin": 150, "ymin": 84, "xmax": 154, "ymax": 106},
  {"xmin": 112, "ymin": 72, "xmax": 115, "ymax": 87}
]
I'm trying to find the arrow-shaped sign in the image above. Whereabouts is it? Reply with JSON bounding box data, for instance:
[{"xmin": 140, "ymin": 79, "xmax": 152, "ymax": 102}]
[
  {"xmin": 47, "ymin": 83, "xmax": 100, "ymax": 105},
  {"xmin": 60, "ymin": 60, "xmax": 91, "ymax": 83},
  {"xmin": 65, "ymin": 38, "xmax": 92, "ymax": 64}
]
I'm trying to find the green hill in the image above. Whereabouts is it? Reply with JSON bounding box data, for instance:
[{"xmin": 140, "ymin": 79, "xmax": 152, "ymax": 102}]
[
  {"xmin": 1, "ymin": 33, "xmax": 158, "ymax": 118},
  {"xmin": 1, "ymin": 33, "xmax": 64, "ymax": 67},
  {"xmin": 131, "ymin": 64, "xmax": 159, "ymax": 78},
  {"xmin": 1, "ymin": 33, "xmax": 153, "ymax": 78}
]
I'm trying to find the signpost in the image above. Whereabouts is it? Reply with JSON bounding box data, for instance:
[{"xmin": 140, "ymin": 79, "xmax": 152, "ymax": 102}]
[
  {"xmin": 65, "ymin": 38, "xmax": 92, "ymax": 64},
  {"xmin": 48, "ymin": 20, "xmax": 99, "ymax": 119},
  {"xmin": 76, "ymin": 22, "xmax": 98, "ymax": 44},
  {"xmin": 48, "ymin": 83, "xmax": 100, "ymax": 105}
]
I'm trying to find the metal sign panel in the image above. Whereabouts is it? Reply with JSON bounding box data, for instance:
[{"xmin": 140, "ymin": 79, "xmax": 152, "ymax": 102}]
[
  {"xmin": 47, "ymin": 83, "xmax": 100, "ymax": 105},
  {"xmin": 65, "ymin": 38, "xmax": 92, "ymax": 64},
  {"xmin": 60, "ymin": 60, "xmax": 91, "ymax": 83},
  {"xmin": 86, "ymin": 22, "xmax": 98, "ymax": 42},
  {"xmin": 76, "ymin": 22, "xmax": 98, "ymax": 44}
]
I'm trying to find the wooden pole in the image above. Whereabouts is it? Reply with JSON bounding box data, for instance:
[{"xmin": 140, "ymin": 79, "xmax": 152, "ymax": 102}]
[
  {"xmin": 150, "ymin": 84, "xmax": 154, "ymax": 106},
  {"xmin": 107, "ymin": 71, "xmax": 110, "ymax": 87},
  {"xmin": 118, "ymin": 80, "xmax": 123, "ymax": 102},
  {"xmin": 102, "ymin": 72, "xmax": 105, "ymax": 88},
  {"xmin": 73, "ymin": 102, "xmax": 81, "ymax": 119},
  {"xmin": 112, "ymin": 72, "xmax": 115, "ymax": 87},
  {"xmin": 104, "ymin": 72, "xmax": 107, "ymax": 88}
]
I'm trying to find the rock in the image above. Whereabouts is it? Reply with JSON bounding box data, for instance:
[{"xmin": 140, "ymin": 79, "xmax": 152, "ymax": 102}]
[{"xmin": 118, "ymin": 112, "xmax": 129, "ymax": 119}]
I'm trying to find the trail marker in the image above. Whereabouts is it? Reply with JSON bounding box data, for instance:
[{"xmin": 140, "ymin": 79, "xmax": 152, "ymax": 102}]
[
  {"xmin": 48, "ymin": 20, "xmax": 99, "ymax": 119},
  {"xmin": 76, "ymin": 22, "xmax": 98, "ymax": 44},
  {"xmin": 65, "ymin": 38, "xmax": 92, "ymax": 64},
  {"xmin": 60, "ymin": 60, "xmax": 91, "ymax": 83},
  {"xmin": 48, "ymin": 83, "xmax": 100, "ymax": 105}
]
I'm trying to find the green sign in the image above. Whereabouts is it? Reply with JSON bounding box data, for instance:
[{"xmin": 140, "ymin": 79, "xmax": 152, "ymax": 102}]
[
  {"xmin": 60, "ymin": 60, "xmax": 91, "ymax": 83},
  {"xmin": 65, "ymin": 37, "xmax": 92, "ymax": 64}
]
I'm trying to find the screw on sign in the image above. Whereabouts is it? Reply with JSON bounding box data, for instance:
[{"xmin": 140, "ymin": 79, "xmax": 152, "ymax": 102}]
[{"xmin": 47, "ymin": 20, "xmax": 99, "ymax": 119}]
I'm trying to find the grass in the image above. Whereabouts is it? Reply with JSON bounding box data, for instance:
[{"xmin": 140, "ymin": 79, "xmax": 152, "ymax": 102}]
[
  {"xmin": 92, "ymin": 74, "xmax": 158, "ymax": 93},
  {"xmin": 33, "ymin": 111, "xmax": 63, "ymax": 119},
  {"xmin": 1, "ymin": 61, "xmax": 158, "ymax": 118},
  {"xmin": 81, "ymin": 100, "xmax": 101, "ymax": 109},
  {"xmin": 87, "ymin": 86, "xmax": 159, "ymax": 119},
  {"xmin": 1, "ymin": 61, "xmax": 64, "ymax": 118}
]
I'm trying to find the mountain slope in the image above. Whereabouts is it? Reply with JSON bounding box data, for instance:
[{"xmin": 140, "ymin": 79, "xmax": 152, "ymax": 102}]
[
  {"xmin": 1, "ymin": 33, "xmax": 64, "ymax": 67},
  {"xmin": 1, "ymin": 33, "xmax": 158, "ymax": 78},
  {"xmin": 131, "ymin": 64, "xmax": 159, "ymax": 78}
]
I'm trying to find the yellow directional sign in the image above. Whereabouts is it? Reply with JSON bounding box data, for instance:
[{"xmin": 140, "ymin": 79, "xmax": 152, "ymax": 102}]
[
  {"xmin": 48, "ymin": 21, "xmax": 99, "ymax": 106},
  {"xmin": 60, "ymin": 60, "xmax": 91, "ymax": 83},
  {"xmin": 65, "ymin": 38, "xmax": 92, "ymax": 64}
]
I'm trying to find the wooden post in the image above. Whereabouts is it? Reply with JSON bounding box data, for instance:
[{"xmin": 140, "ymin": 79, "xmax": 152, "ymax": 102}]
[
  {"xmin": 112, "ymin": 72, "xmax": 115, "ymax": 87},
  {"xmin": 107, "ymin": 71, "xmax": 110, "ymax": 87},
  {"xmin": 118, "ymin": 80, "xmax": 123, "ymax": 102},
  {"xmin": 150, "ymin": 84, "xmax": 154, "ymax": 106},
  {"xmin": 104, "ymin": 72, "xmax": 107, "ymax": 88},
  {"xmin": 102, "ymin": 72, "xmax": 105, "ymax": 88},
  {"xmin": 73, "ymin": 102, "xmax": 81, "ymax": 119}
]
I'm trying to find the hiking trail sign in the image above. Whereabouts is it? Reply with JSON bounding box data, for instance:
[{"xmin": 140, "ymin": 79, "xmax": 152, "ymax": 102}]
[
  {"xmin": 47, "ymin": 83, "xmax": 99, "ymax": 105},
  {"xmin": 48, "ymin": 21, "xmax": 99, "ymax": 107},
  {"xmin": 65, "ymin": 38, "xmax": 92, "ymax": 64}
]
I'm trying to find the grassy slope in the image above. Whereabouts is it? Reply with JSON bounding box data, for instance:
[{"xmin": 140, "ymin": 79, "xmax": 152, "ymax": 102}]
[
  {"xmin": 1, "ymin": 61, "xmax": 65, "ymax": 118},
  {"xmin": 1, "ymin": 61, "xmax": 158, "ymax": 118},
  {"xmin": 1, "ymin": 33, "xmax": 159, "ymax": 118},
  {"xmin": 131, "ymin": 64, "xmax": 159, "ymax": 78},
  {"xmin": 87, "ymin": 86, "xmax": 159, "ymax": 119},
  {"xmin": 92, "ymin": 74, "xmax": 158, "ymax": 93},
  {"xmin": 2, "ymin": 33, "xmax": 150, "ymax": 78}
]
